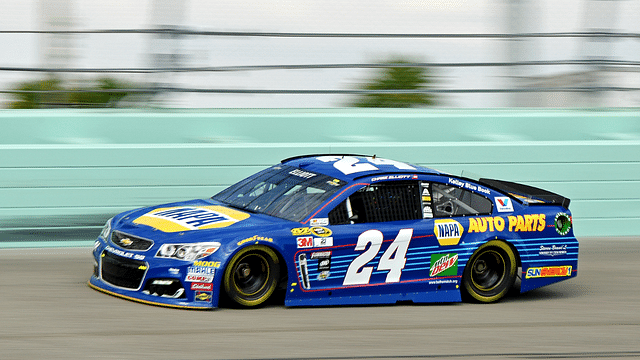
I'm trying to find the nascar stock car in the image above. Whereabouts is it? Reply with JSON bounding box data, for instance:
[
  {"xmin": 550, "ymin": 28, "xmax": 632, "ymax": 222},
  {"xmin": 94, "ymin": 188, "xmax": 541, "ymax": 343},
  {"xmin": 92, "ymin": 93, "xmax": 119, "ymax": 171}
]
[{"xmin": 89, "ymin": 154, "xmax": 578, "ymax": 309}]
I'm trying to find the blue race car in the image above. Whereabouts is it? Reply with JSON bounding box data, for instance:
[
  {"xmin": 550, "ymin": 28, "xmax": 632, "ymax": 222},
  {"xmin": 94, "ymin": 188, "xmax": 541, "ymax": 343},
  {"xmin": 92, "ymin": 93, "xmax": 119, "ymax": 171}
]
[{"xmin": 89, "ymin": 155, "xmax": 578, "ymax": 309}]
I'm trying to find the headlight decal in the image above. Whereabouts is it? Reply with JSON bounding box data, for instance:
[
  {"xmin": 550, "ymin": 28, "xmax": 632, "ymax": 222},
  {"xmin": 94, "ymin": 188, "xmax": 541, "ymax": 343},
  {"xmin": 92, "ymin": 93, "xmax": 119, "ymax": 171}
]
[
  {"xmin": 99, "ymin": 218, "xmax": 113, "ymax": 240},
  {"xmin": 155, "ymin": 242, "xmax": 221, "ymax": 261}
]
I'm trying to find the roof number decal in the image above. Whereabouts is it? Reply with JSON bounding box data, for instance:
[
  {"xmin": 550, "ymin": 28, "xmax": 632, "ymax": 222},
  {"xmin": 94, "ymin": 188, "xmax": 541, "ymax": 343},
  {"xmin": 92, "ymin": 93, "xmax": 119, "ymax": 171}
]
[{"xmin": 316, "ymin": 156, "xmax": 416, "ymax": 175}]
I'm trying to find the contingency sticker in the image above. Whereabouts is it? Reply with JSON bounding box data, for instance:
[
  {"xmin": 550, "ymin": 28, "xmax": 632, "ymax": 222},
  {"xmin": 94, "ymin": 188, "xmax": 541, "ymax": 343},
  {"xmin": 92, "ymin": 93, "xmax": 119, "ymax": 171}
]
[
  {"xmin": 421, "ymin": 182, "xmax": 433, "ymax": 219},
  {"xmin": 133, "ymin": 206, "xmax": 250, "ymax": 232}
]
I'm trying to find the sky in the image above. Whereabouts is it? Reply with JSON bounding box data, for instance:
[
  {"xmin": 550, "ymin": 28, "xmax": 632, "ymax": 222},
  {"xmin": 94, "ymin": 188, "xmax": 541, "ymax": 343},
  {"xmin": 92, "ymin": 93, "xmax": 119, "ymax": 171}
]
[{"xmin": 0, "ymin": 0, "xmax": 638, "ymax": 108}]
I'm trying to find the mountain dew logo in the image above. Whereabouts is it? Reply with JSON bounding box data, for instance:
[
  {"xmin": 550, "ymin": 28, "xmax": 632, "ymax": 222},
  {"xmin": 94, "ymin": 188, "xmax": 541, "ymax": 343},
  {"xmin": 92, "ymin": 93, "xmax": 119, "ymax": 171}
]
[{"xmin": 430, "ymin": 253, "xmax": 459, "ymax": 277}]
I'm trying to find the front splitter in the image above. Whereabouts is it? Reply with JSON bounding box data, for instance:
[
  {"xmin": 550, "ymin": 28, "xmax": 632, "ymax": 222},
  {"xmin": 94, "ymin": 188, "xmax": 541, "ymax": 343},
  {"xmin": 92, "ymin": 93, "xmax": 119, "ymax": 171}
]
[{"xmin": 88, "ymin": 277, "xmax": 214, "ymax": 310}]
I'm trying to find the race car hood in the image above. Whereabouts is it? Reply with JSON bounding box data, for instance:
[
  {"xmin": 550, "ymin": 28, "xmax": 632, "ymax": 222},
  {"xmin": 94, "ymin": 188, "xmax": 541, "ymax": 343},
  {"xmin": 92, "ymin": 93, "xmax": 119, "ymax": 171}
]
[{"xmin": 110, "ymin": 199, "xmax": 289, "ymax": 244}]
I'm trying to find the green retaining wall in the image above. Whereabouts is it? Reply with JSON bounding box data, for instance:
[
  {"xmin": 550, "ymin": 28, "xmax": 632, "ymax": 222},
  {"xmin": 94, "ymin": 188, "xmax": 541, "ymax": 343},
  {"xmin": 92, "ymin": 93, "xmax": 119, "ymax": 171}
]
[{"xmin": 1, "ymin": 108, "xmax": 638, "ymax": 244}]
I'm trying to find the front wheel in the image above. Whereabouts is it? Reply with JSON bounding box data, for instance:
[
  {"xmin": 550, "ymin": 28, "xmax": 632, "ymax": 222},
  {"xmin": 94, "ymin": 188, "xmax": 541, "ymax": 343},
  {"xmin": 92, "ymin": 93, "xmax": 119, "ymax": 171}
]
[
  {"xmin": 462, "ymin": 240, "xmax": 517, "ymax": 303},
  {"xmin": 223, "ymin": 245, "xmax": 280, "ymax": 307}
]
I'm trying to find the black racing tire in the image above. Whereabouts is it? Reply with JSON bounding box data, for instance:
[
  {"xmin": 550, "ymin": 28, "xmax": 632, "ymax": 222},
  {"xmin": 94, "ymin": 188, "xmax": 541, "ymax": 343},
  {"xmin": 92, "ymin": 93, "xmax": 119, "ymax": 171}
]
[
  {"xmin": 462, "ymin": 240, "xmax": 517, "ymax": 303},
  {"xmin": 223, "ymin": 245, "xmax": 280, "ymax": 308}
]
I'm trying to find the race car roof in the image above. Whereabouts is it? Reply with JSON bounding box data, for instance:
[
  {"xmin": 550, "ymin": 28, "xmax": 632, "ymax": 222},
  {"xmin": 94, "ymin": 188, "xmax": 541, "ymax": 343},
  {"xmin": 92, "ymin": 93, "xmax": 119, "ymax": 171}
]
[{"xmin": 281, "ymin": 154, "xmax": 443, "ymax": 181}]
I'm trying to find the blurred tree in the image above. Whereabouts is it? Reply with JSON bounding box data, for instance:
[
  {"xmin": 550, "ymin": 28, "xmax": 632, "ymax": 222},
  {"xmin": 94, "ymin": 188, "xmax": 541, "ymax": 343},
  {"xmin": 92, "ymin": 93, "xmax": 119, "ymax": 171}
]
[
  {"xmin": 7, "ymin": 78, "xmax": 66, "ymax": 109},
  {"xmin": 69, "ymin": 78, "xmax": 138, "ymax": 107},
  {"xmin": 349, "ymin": 58, "xmax": 436, "ymax": 108},
  {"xmin": 6, "ymin": 77, "xmax": 149, "ymax": 109}
]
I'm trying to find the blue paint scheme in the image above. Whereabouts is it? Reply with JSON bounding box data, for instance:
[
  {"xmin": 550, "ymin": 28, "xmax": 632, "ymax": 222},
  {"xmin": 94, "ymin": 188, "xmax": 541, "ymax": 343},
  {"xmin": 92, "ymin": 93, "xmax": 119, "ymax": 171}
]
[{"xmin": 89, "ymin": 155, "xmax": 578, "ymax": 309}]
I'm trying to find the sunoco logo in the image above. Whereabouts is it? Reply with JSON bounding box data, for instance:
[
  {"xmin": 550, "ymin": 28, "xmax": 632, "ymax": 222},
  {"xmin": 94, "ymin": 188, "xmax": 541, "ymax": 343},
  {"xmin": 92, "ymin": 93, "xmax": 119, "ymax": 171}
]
[
  {"xmin": 434, "ymin": 219, "xmax": 463, "ymax": 246},
  {"xmin": 526, "ymin": 265, "xmax": 572, "ymax": 279}
]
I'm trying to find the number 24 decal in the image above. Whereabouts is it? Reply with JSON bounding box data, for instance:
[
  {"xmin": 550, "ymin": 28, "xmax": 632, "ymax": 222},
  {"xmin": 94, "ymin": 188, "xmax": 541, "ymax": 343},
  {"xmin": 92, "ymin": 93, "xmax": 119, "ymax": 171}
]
[
  {"xmin": 343, "ymin": 228, "xmax": 413, "ymax": 286},
  {"xmin": 317, "ymin": 156, "xmax": 415, "ymax": 175}
]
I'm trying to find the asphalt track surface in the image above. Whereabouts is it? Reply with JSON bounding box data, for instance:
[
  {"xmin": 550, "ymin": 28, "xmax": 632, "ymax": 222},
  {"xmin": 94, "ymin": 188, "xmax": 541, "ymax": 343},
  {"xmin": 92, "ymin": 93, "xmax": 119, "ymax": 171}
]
[{"xmin": 1, "ymin": 238, "xmax": 639, "ymax": 360}]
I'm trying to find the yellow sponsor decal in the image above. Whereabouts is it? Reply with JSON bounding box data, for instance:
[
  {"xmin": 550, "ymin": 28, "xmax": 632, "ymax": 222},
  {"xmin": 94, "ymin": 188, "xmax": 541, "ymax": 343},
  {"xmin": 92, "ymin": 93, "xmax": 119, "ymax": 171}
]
[
  {"xmin": 508, "ymin": 214, "xmax": 546, "ymax": 232},
  {"xmin": 468, "ymin": 214, "xmax": 546, "ymax": 233},
  {"xmin": 291, "ymin": 227, "xmax": 312, "ymax": 236},
  {"xmin": 468, "ymin": 216, "xmax": 506, "ymax": 233},
  {"xmin": 133, "ymin": 206, "xmax": 250, "ymax": 233},
  {"xmin": 311, "ymin": 227, "xmax": 332, "ymax": 237},
  {"xmin": 525, "ymin": 265, "xmax": 572, "ymax": 279},
  {"xmin": 508, "ymin": 193, "xmax": 545, "ymax": 204},
  {"xmin": 193, "ymin": 261, "xmax": 221, "ymax": 268},
  {"xmin": 237, "ymin": 235, "xmax": 274, "ymax": 246},
  {"xmin": 434, "ymin": 219, "xmax": 464, "ymax": 246},
  {"xmin": 195, "ymin": 292, "xmax": 212, "ymax": 301},
  {"xmin": 291, "ymin": 227, "xmax": 332, "ymax": 237}
]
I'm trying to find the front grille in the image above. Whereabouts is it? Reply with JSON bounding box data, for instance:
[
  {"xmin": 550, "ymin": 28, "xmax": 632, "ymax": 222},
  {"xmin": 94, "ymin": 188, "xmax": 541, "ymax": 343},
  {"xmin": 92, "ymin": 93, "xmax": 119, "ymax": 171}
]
[
  {"xmin": 111, "ymin": 231, "xmax": 154, "ymax": 251},
  {"xmin": 101, "ymin": 251, "xmax": 147, "ymax": 289},
  {"xmin": 143, "ymin": 278, "xmax": 186, "ymax": 299}
]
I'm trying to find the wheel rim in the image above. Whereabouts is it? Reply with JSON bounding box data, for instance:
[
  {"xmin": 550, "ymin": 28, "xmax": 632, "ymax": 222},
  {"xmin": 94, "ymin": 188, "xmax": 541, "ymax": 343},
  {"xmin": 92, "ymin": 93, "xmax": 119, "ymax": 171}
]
[
  {"xmin": 470, "ymin": 250, "xmax": 506, "ymax": 292},
  {"xmin": 233, "ymin": 253, "xmax": 270, "ymax": 297}
]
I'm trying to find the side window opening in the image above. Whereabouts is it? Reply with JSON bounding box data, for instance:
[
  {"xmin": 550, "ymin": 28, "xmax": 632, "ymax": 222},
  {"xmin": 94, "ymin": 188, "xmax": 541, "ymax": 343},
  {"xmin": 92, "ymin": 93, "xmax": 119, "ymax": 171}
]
[
  {"xmin": 431, "ymin": 182, "xmax": 492, "ymax": 217},
  {"xmin": 328, "ymin": 181, "xmax": 421, "ymax": 224},
  {"xmin": 328, "ymin": 200, "xmax": 350, "ymax": 225}
]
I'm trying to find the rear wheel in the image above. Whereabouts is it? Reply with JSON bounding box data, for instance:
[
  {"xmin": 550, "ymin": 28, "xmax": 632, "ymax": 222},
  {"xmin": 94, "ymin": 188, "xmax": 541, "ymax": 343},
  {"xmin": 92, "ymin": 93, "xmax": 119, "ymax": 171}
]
[
  {"xmin": 462, "ymin": 240, "xmax": 517, "ymax": 303},
  {"xmin": 223, "ymin": 246, "xmax": 280, "ymax": 307}
]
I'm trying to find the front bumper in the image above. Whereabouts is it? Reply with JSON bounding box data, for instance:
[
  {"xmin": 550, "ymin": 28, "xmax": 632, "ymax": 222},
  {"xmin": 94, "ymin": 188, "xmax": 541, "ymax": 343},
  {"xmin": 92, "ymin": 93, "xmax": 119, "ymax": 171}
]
[
  {"xmin": 89, "ymin": 241, "xmax": 221, "ymax": 309},
  {"xmin": 88, "ymin": 276, "xmax": 213, "ymax": 309}
]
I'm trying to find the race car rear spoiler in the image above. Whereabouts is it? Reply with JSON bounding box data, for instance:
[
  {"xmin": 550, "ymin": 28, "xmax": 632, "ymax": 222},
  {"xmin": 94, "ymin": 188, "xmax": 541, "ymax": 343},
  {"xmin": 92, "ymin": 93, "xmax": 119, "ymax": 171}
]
[{"xmin": 478, "ymin": 178, "xmax": 570, "ymax": 209}]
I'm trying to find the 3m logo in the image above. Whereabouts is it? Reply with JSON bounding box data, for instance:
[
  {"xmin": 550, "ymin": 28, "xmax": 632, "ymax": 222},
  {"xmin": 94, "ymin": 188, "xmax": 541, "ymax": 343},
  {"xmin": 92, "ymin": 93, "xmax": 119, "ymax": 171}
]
[
  {"xmin": 525, "ymin": 265, "xmax": 572, "ymax": 279},
  {"xmin": 297, "ymin": 237, "xmax": 313, "ymax": 248},
  {"xmin": 434, "ymin": 219, "xmax": 464, "ymax": 246}
]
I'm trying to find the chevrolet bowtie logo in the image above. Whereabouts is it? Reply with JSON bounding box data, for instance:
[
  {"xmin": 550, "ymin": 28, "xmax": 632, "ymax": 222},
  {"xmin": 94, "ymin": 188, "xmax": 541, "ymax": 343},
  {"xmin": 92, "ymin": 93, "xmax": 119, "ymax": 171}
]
[{"xmin": 119, "ymin": 238, "xmax": 133, "ymax": 246}]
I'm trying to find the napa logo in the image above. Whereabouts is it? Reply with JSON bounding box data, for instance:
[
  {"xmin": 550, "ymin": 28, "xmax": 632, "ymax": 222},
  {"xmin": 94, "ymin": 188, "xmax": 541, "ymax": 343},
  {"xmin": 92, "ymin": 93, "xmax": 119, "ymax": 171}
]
[
  {"xmin": 133, "ymin": 205, "xmax": 250, "ymax": 232},
  {"xmin": 434, "ymin": 219, "xmax": 464, "ymax": 246}
]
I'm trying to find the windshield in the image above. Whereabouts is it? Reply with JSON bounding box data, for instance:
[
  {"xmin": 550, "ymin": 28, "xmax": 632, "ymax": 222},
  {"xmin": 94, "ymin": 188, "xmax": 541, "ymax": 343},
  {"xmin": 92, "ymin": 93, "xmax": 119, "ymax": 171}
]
[{"xmin": 212, "ymin": 165, "xmax": 346, "ymax": 222}]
